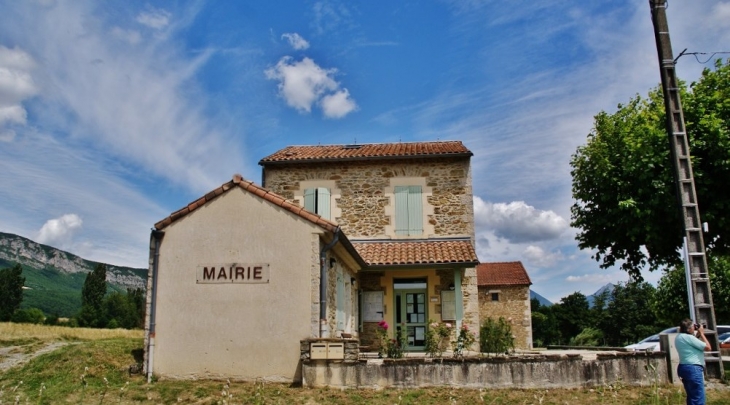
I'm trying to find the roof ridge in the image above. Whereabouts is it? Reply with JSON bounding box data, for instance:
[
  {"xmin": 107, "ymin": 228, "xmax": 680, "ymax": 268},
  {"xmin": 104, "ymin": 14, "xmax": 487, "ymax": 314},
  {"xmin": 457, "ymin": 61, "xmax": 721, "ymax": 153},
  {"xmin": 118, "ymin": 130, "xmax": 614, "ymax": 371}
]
[
  {"xmin": 259, "ymin": 140, "xmax": 473, "ymax": 165},
  {"xmin": 155, "ymin": 174, "xmax": 339, "ymax": 233}
]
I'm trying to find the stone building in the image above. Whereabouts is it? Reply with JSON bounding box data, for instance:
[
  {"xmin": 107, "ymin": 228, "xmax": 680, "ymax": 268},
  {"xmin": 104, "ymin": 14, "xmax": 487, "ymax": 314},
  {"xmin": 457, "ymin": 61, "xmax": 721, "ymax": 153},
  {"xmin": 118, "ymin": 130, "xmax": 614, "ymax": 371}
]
[
  {"xmin": 144, "ymin": 140, "xmax": 536, "ymax": 382},
  {"xmin": 477, "ymin": 261, "xmax": 533, "ymax": 349},
  {"xmin": 259, "ymin": 141, "xmax": 480, "ymax": 349}
]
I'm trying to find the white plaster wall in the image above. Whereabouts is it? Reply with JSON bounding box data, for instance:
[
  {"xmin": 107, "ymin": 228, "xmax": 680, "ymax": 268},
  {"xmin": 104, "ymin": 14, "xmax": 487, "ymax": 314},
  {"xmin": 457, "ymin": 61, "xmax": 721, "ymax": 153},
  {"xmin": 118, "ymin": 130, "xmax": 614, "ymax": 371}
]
[{"xmin": 152, "ymin": 188, "xmax": 323, "ymax": 381}]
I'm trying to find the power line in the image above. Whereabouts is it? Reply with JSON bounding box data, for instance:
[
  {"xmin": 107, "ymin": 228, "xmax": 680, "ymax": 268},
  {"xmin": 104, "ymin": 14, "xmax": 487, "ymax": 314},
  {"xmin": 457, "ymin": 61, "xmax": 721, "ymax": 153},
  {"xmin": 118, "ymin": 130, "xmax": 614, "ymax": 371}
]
[{"xmin": 675, "ymin": 48, "xmax": 730, "ymax": 64}]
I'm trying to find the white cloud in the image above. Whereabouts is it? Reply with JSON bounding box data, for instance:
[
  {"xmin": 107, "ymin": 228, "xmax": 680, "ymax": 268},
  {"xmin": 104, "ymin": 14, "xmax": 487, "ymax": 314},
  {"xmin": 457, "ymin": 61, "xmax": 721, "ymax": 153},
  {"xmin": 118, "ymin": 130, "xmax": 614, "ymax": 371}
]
[
  {"xmin": 0, "ymin": 2, "xmax": 247, "ymax": 267},
  {"xmin": 36, "ymin": 214, "xmax": 83, "ymax": 249},
  {"xmin": 0, "ymin": 105, "xmax": 27, "ymax": 126},
  {"xmin": 281, "ymin": 33, "xmax": 310, "ymax": 50},
  {"xmin": 0, "ymin": 46, "xmax": 37, "ymax": 130},
  {"xmin": 474, "ymin": 197, "xmax": 568, "ymax": 243},
  {"xmin": 265, "ymin": 56, "xmax": 356, "ymax": 118},
  {"xmin": 136, "ymin": 8, "xmax": 172, "ymax": 30},
  {"xmin": 320, "ymin": 89, "xmax": 357, "ymax": 118},
  {"xmin": 0, "ymin": 2, "xmax": 245, "ymax": 193},
  {"xmin": 523, "ymin": 245, "xmax": 563, "ymax": 267}
]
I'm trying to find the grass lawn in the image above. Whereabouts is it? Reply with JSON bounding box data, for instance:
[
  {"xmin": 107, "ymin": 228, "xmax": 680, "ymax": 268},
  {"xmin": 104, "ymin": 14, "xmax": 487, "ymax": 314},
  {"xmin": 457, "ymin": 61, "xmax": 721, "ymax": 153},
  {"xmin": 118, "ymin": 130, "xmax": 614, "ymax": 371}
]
[{"xmin": 1, "ymin": 323, "xmax": 729, "ymax": 404}]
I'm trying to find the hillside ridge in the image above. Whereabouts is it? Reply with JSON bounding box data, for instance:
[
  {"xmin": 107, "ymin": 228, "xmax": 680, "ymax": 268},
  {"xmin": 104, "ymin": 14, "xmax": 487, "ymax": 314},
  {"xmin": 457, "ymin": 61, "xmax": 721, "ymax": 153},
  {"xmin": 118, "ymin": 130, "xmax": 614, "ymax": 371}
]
[{"xmin": 0, "ymin": 231, "xmax": 146, "ymax": 290}]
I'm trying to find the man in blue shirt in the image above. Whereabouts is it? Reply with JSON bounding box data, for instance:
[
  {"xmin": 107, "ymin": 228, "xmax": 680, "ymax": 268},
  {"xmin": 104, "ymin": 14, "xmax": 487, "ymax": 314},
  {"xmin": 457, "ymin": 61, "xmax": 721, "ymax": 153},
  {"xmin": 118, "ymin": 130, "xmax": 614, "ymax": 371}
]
[{"xmin": 675, "ymin": 318, "xmax": 711, "ymax": 405}]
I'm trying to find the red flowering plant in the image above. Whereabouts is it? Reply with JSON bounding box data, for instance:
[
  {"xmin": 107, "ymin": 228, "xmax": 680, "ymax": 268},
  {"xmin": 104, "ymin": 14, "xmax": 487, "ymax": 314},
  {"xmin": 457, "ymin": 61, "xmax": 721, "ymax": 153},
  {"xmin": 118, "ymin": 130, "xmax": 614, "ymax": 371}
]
[
  {"xmin": 451, "ymin": 323, "xmax": 476, "ymax": 358},
  {"xmin": 375, "ymin": 320, "xmax": 389, "ymax": 358},
  {"xmin": 374, "ymin": 320, "xmax": 406, "ymax": 358},
  {"xmin": 425, "ymin": 320, "xmax": 452, "ymax": 358}
]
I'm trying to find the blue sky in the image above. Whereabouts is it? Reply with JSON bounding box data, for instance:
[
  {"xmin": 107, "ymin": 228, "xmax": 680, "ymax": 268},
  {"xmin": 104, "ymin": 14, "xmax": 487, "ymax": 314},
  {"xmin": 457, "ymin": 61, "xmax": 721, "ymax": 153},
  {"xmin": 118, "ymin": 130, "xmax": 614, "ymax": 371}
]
[{"xmin": 0, "ymin": 0, "xmax": 728, "ymax": 303}]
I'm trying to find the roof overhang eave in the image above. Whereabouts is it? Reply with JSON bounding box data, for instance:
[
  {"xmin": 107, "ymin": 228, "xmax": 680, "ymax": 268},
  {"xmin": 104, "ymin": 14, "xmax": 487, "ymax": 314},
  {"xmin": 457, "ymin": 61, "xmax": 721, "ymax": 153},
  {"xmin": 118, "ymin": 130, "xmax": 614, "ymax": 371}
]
[
  {"xmin": 360, "ymin": 261, "xmax": 479, "ymax": 271},
  {"xmin": 259, "ymin": 152, "xmax": 473, "ymax": 166}
]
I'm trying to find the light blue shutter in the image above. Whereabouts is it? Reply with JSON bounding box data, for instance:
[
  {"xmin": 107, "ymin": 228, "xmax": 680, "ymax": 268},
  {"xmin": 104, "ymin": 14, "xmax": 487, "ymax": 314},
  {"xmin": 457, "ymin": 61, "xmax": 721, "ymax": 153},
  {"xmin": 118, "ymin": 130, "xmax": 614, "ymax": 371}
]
[
  {"xmin": 304, "ymin": 188, "xmax": 316, "ymax": 212},
  {"xmin": 317, "ymin": 187, "xmax": 331, "ymax": 220},
  {"xmin": 395, "ymin": 186, "xmax": 410, "ymax": 235},
  {"xmin": 336, "ymin": 269, "xmax": 345, "ymax": 330},
  {"xmin": 408, "ymin": 186, "xmax": 423, "ymax": 235}
]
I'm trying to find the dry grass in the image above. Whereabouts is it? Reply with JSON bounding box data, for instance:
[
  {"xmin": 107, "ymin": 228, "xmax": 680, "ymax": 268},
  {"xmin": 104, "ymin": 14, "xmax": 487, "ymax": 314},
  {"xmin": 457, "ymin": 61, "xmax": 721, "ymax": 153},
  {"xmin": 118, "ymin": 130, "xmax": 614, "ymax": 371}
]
[
  {"xmin": 0, "ymin": 322, "xmax": 143, "ymax": 346},
  {"xmin": 1, "ymin": 323, "xmax": 729, "ymax": 404}
]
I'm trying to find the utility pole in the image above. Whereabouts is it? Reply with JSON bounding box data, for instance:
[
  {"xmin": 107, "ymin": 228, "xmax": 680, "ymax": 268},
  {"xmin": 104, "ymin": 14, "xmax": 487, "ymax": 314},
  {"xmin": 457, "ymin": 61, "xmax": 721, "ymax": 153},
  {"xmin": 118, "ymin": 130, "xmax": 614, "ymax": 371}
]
[{"xmin": 648, "ymin": 0, "xmax": 723, "ymax": 379}]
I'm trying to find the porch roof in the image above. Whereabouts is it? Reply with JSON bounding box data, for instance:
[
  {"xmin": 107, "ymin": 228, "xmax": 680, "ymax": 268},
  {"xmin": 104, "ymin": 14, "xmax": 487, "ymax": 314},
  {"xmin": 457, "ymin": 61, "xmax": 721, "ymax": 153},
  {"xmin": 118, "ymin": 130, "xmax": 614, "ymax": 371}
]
[{"xmin": 352, "ymin": 239, "xmax": 479, "ymax": 268}]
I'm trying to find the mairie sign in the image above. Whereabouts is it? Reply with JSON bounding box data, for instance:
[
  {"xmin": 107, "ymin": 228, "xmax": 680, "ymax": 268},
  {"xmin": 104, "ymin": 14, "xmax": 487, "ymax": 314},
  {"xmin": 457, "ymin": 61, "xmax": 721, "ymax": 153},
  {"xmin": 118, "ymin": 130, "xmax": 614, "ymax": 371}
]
[{"xmin": 196, "ymin": 263, "xmax": 269, "ymax": 284}]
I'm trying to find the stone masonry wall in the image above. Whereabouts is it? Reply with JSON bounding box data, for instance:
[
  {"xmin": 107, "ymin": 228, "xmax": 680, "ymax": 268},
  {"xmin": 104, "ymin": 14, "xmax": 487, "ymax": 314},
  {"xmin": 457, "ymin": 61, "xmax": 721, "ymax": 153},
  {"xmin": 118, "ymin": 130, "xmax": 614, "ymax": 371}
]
[
  {"xmin": 435, "ymin": 268, "xmax": 479, "ymax": 342},
  {"xmin": 263, "ymin": 158, "xmax": 474, "ymax": 239},
  {"xmin": 302, "ymin": 352, "xmax": 668, "ymax": 389},
  {"xmin": 478, "ymin": 285, "xmax": 532, "ymax": 349},
  {"xmin": 359, "ymin": 272, "xmax": 385, "ymax": 349}
]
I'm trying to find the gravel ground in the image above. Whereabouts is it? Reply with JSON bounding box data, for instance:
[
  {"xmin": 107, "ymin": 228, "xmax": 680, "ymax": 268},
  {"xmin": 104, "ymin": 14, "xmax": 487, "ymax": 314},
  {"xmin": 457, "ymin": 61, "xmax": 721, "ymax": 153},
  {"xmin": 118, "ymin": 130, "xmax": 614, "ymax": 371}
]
[{"xmin": 0, "ymin": 342, "xmax": 71, "ymax": 372}]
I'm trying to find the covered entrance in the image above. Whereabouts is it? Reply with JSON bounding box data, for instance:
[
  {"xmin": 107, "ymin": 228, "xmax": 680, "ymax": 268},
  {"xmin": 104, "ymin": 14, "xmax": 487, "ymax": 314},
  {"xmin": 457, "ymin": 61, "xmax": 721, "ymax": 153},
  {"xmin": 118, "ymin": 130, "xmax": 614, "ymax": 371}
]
[{"xmin": 394, "ymin": 278, "xmax": 428, "ymax": 350}]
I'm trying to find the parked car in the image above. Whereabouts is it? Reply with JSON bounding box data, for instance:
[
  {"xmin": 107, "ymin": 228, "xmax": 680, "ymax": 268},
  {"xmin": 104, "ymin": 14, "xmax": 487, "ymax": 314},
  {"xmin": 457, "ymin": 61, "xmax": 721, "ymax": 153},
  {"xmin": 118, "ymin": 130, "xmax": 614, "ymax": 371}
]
[
  {"xmin": 659, "ymin": 325, "xmax": 730, "ymax": 335},
  {"xmin": 659, "ymin": 327, "xmax": 678, "ymax": 334},
  {"xmin": 718, "ymin": 332, "xmax": 730, "ymax": 349},
  {"xmin": 625, "ymin": 334, "xmax": 661, "ymax": 351}
]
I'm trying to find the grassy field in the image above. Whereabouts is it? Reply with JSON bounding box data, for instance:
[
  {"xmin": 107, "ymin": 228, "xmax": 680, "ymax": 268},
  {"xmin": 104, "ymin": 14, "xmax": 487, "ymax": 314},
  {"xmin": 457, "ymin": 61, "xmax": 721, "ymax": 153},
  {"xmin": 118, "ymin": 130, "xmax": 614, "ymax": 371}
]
[{"xmin": 1, "ymin": 323, "xmax": 729, "ymax": 404}]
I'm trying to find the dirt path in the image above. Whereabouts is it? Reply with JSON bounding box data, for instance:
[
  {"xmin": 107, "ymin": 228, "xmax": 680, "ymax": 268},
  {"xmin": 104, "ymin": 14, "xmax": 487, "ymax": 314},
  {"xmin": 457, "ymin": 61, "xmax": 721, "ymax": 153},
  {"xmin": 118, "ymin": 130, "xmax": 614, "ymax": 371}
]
[{"xmin": 0, "ymin": 342, "xmax": 72, "ymax": 372}]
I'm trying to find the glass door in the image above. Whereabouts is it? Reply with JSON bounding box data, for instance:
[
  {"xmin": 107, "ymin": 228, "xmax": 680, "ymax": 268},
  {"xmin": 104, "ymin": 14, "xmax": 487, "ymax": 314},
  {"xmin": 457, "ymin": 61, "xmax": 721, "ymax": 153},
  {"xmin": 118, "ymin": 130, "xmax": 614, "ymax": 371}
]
[{"xmin": 394, "ymin": 278, "xmax": 428, "ymax": 350}]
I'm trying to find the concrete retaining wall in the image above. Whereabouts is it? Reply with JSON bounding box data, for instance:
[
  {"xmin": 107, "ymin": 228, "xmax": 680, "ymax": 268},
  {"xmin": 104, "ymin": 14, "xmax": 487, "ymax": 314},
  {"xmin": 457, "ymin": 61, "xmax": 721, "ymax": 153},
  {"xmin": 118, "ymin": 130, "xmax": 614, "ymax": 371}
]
[{"xmin": 301, "ymin": 352, "xmax": 667, "ymax": 389}]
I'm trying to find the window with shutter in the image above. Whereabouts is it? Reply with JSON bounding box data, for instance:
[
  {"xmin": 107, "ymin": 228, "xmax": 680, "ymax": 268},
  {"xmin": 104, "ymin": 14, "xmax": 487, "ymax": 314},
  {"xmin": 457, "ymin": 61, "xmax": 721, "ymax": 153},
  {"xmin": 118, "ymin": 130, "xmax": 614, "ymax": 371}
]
[
  {"xmin": 394, "ymin": 185, "xmax": 423, "ymax": 236},
  {"xmin": 303, "ymin": 187, "xmax": 331, "ymax": 220},
  {"xmin": 336, "ymin": 267, "xmax": 345, "ymax": 331}
]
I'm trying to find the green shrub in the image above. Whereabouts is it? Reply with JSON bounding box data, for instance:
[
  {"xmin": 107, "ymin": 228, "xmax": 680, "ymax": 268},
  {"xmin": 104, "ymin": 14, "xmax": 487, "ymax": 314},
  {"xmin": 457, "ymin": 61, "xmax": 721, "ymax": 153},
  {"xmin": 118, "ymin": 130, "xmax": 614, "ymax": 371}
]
[
  {"xmin": 452, "ymin": 324, "xmax": 476, "ymax": 358},
  {"xmin": 10, "ymin": 307, "xmax": 45, "ymax": 324},
  {"xmin": 570, "ymin": 327, "xmax": 604, "ymax": 346},
  {"xmin": 44, "ymin": 312, "xmax": 60, "ymax": 325},
  {"xmin": 479, "ymin": 317, "xmax": 514, "ymax": 356},
  {"xmin": 425, "ymin": 320, "xmax": 452, "ymax": 358}
]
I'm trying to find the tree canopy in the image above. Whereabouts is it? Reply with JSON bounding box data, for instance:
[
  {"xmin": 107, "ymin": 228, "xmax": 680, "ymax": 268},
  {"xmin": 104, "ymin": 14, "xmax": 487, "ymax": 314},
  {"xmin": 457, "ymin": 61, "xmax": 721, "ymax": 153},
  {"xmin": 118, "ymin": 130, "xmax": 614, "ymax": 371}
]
[
  {"xmin": 652, "ymin": 255, "xmax": 730, "ymax": 325},
  {"xmin": 570, "ymin": 60, "xmax": 730, "ymax": 279},
  {"xmin": 0, "ymin": 263, "xmax": 25, "ymax": 321},
  {"xmin": 78, "ymin": 263, "xmax": 107, "ymax": 327}
]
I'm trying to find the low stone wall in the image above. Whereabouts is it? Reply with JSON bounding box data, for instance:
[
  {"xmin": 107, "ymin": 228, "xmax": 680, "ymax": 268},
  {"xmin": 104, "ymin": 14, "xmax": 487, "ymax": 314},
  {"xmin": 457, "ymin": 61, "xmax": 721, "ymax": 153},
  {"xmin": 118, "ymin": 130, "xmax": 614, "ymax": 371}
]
[{"xmin": 301, "ymin": 352, "xmax": 667, "ymax": 389}]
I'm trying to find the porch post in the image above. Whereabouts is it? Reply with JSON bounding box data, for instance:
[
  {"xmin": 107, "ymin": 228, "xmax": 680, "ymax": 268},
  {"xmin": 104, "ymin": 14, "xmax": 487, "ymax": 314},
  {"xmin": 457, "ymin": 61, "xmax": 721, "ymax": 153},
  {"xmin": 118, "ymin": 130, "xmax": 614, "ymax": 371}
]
[{"xmin": 454, "ymin": 268, "xmax": 463, "ymax": 330}]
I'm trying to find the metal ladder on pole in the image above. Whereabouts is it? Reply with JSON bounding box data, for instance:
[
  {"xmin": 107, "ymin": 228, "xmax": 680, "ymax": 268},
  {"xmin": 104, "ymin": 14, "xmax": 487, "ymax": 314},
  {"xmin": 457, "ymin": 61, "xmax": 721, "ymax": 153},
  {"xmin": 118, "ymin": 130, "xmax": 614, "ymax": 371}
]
[{"xmin": 649, "ymin": 0, "xmax": 723, "ymax": 379}]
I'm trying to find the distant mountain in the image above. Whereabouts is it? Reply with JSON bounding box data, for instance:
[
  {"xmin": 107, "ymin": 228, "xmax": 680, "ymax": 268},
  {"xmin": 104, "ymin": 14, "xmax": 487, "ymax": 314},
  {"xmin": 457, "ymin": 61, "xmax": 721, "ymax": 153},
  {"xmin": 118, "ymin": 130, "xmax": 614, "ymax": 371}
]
[
  {"xmin": 0, "ymin": 232, "xmax": 146, "ymax": 317},
  {"xmin": 530, "ymin": 290, "xmax": 552, "ymax": 307},
  {"xmin": 587, "ymin": 283, "xmax": 616, "ymax": 308}
]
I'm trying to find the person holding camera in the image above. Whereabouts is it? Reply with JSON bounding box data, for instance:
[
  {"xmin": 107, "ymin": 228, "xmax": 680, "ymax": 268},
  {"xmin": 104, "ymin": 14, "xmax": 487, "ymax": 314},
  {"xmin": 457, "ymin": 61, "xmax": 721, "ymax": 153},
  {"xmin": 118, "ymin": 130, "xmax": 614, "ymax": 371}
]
[{"xmin": 676, "ymin": 318, "xmax": 711, "ymax": 405}]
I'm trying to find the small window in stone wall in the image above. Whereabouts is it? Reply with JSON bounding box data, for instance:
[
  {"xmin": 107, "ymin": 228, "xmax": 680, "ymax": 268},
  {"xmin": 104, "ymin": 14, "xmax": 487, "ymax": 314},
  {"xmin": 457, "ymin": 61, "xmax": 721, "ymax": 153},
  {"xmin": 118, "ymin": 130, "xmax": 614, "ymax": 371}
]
[{"xmin": 491, "ymin": 292, "xmax": 499, "ymax": 302}]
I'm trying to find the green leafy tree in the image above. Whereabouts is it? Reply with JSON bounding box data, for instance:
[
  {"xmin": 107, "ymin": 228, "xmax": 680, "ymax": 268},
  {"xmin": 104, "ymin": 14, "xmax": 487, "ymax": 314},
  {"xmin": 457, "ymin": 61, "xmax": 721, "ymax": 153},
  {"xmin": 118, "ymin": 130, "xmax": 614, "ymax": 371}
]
[
  {"xmin": 0, "ymin": 263, "xmax": 25, "ymax": 321},
  {"xmin": 570, "ymin": 60, "xmax": 730, "ymax": 279},
  {"xmin": 553, "ymin": 292, "xmax": 590, "ymax": 343},
  {"xmin": 600, "ymin": 282, "xmax": 659, "ymax": 346},
  {"xmin": 588, "ymin": 289, "xmax": 610, "ymax": 339},
  {"xmin": 104, "ymin": 291, "xmax": 139, "ymax": 329},
  {"xmin": 531, "ymin": 299, "xmax": 561, "ymax": 347},
  {"xmin": 78, "ymin": 263, "xmax": 108, "ymax": 327},
  {"xmin": 126, "ymin": 288, "xmax": 146, "ymax": 328},
  {"xmin": 652, "ymin": 255, "xmax": 730, "ymax": 325}
]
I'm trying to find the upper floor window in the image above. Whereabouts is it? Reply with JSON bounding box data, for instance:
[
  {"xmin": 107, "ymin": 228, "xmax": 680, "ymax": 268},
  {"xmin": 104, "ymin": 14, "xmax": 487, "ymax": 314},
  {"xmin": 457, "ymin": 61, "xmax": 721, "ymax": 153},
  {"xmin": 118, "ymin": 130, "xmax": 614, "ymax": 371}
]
[
  {"xmin": 304, "ymin": 187, "xmax": 331, "ymax": 220},
  {"xmin": 394, "ymin": 185, "xmax": 423, "ymax": 236}
]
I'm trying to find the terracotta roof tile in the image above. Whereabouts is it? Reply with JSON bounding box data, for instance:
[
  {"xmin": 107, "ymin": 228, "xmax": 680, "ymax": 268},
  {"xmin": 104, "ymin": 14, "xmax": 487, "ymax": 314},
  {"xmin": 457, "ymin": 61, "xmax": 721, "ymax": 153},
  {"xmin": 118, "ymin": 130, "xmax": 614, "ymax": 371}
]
[
  {"xmin": 259, "ymin": 141, "xmax": 472, "ymax": 164},
  {"xmin": 477, "ymin": 262, "xmax": 532, "ymax": 286},
  {"xmin": 352, "ymin": 240, "xmax": 478, "ymax": 267},
  {"xmin": 154, "ymin": 174, "xmax": 339, "ymax": 234}
]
